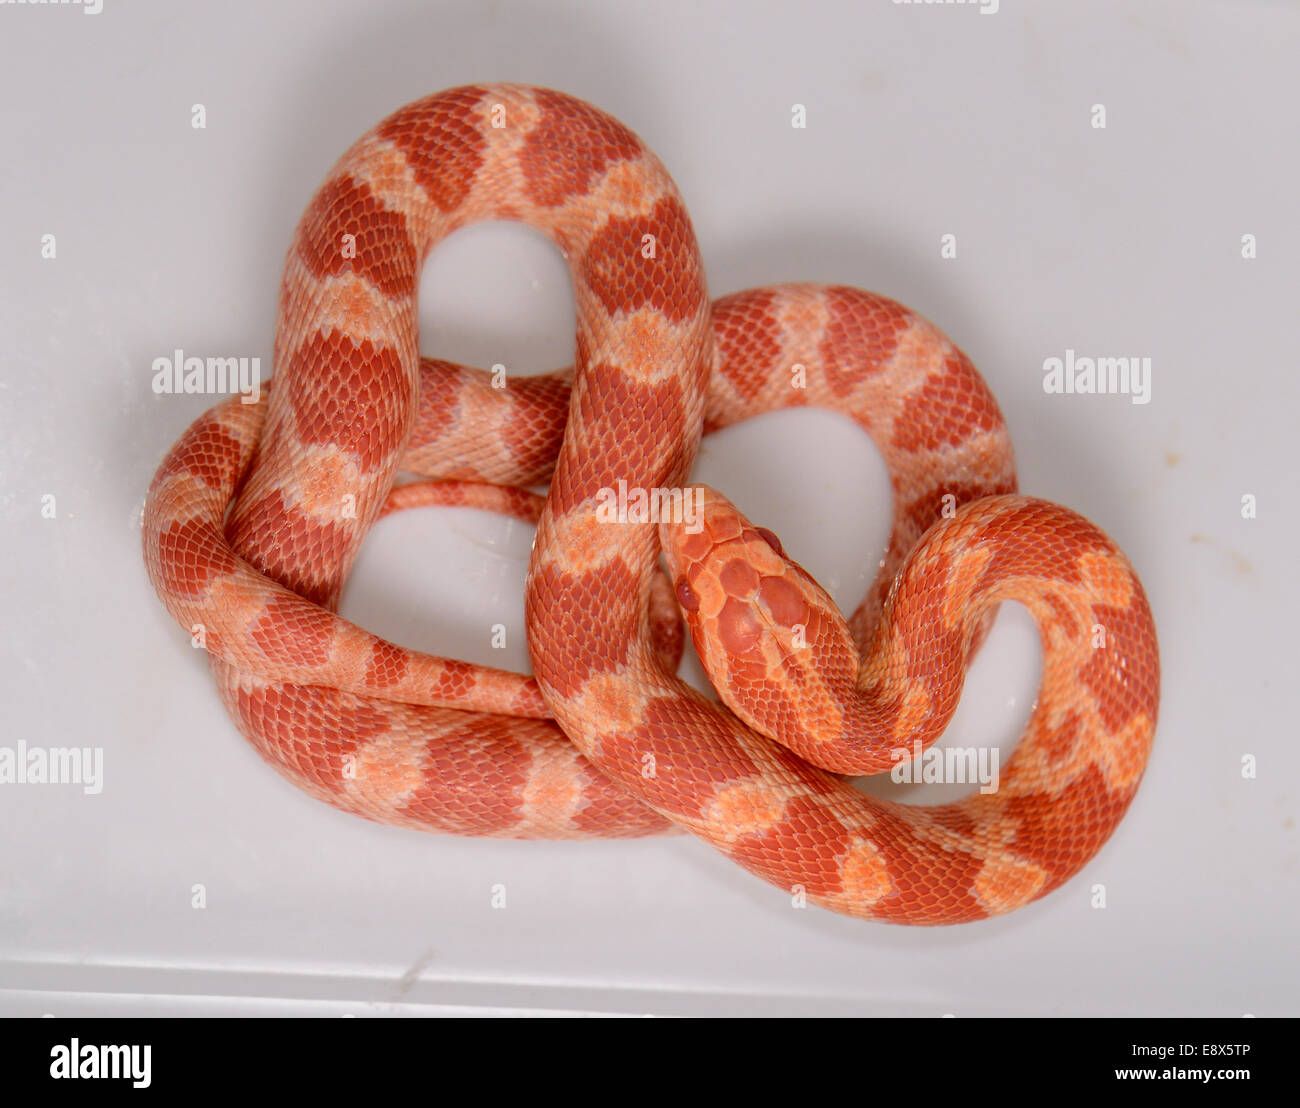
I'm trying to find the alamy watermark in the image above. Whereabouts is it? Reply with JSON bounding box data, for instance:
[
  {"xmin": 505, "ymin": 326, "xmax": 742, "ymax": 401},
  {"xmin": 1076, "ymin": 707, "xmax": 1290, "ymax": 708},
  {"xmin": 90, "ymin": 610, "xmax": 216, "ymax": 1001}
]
[
  {"xmin": 595, "ymin": 480, "xmax": 703, "ymax": 534},
  {"xmin": 152, "ymin": 349, "xmax": 261, "ymax": 404},
  {"xmin": 0, "ymin": 741, "xmax": 103, "ymax": 794},
  {"xmin": 892, "ymin": 0, "xmax": 999, "ymax": 14},
  {"xmin": 890, "ymin": 740, "xmax": 999, "ymax": 794},
  {"xmin": 1042, "ymin": 349, "xmax": 1151, "ymax": 405},
  {"xmin": 2, "ymin": 0, "xmax": 102, "ymax": 13},
  {"xmin": 50, "ymin": 1040, "xmax": 150, "ymax": 1088}
]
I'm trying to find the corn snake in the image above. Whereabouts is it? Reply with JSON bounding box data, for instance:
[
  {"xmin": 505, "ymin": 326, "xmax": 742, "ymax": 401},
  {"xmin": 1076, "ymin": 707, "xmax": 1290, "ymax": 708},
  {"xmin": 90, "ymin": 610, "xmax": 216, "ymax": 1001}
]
[{"xmin": 142, "ymin": 84, "xmax": 1159, "ymax": 924}]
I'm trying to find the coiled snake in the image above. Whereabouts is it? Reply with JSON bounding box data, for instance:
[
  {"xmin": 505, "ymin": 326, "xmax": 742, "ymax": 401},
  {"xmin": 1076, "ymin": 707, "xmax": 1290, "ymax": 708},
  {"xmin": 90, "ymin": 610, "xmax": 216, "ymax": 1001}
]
[{"xmin": 143, "ymin": 85, "xmax": 1159, "ymax": 924}]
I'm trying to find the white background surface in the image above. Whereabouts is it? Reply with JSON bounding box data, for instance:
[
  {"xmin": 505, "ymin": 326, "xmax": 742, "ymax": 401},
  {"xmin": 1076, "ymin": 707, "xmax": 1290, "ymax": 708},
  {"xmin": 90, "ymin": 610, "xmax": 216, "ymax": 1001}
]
[{"xmin": 1, "ymin": 0, "xmax": 1296, "ymax": 1016}]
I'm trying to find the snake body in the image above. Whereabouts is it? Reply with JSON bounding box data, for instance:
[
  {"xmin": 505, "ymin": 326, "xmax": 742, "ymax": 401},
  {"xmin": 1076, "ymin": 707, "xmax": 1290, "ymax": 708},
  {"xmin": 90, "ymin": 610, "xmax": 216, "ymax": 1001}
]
[{"xmin": 143, "ymin": 85, "xmax": 1159, "ymax": 923}]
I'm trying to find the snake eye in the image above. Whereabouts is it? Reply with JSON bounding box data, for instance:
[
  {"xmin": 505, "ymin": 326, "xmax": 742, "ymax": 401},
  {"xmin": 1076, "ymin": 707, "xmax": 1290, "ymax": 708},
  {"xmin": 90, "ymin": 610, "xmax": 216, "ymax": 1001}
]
[
  {"xmin": 754, "ymin": 527, "xmax": 784, "ymax": 557},
  {"xmin": 675, "ymin": 578, "xmax": 700, "ymax": 613}
]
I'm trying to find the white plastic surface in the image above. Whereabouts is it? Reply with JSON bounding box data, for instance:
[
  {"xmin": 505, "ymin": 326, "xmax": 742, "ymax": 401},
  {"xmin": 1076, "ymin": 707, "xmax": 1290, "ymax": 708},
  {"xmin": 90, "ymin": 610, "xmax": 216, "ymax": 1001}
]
[{"xmin": 1, "ymin": 0, "xmax": 1296, "ymax": 1016}]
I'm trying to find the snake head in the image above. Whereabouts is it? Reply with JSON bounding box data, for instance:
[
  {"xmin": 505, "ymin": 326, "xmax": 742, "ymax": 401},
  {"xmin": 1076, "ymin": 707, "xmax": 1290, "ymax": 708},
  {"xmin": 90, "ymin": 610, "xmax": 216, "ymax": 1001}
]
[{"xmin": 658, "ymin": 486, "xmax": 859, "ymax": 751}]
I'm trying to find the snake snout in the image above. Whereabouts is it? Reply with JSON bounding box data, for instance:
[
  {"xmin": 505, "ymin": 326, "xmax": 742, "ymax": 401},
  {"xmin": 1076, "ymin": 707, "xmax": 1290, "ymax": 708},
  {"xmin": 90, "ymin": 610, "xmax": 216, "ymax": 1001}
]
[
  {"xmin": 660, "ymin": 485, "xmax": 745, "ymax": 591},
  {"xmin": 658, "ymin": 484, "xmax": 807, "ymax": 634}
]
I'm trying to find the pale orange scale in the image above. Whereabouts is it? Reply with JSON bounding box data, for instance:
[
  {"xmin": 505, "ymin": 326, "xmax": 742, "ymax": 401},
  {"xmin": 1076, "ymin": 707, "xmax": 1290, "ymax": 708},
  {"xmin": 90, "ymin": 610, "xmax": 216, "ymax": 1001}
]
[
  {"xmin": 972, "ymin": 854, "xmax": 1050, "ymax": 915},
  {"xmin": 891, "ymin": 683, "xmax": 933, "ymax": 742},
  {"xmin": 364, "ymin": 142, "xmax": 423, "ymax": 194},
  {"xmin": 1076, "ymin": 549, "xmax": 1136, "ymax": 609},
  {"xmin": 940, "ymin": 543, "xmax": 994, "ymax": 628},
  {"xmin": 520, "ymin": 754, "xmax": 586, "ymax": 830},
  {"xmin": 706, "ymin": 779, "xmax": 790, "ymax": 843},
  {"xmin": 291, "ymin": 447, "xmax": 368, "ymax": 520},
  {"xmin": 1094, "ymin": 711, "xmax": 1157, "ymax": 794},
  {"xmin": 593, "ymin": 157, "xmax": 661, "ymax": 219},
  {"xmin": 559, "ymin": 672, "xmax": 654, "ymax": 746},
  {"xmin": 140, "ymin": 84, "xmax": 1160, "ymax": 925},
  {"xmin": 312, "ymin": 270, "xmax": 400, "ymax": 337},
  {"xmin": 838, "ymin": 839, "xmax": 895, "ymax": 905},
  {"xmin": 543, "ymin": 510, "xmax": 629, "ymax": 575},
  {"xmin": 789, "ymin": 689, "xmax": 848, "ymax": 755},
  {"xmin": 343, "ymin": 729, "xmax": 431, "ymax": 802}
]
